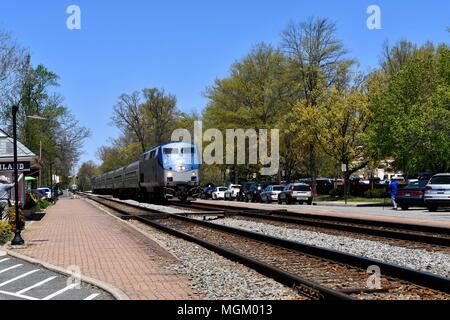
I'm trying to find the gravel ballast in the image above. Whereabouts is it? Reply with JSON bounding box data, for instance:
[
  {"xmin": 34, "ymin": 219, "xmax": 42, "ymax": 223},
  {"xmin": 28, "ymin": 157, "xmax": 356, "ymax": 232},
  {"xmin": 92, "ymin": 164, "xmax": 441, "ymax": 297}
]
[
  {"xmin": 129, "ymin": 220, "xmax": 304, "ymax": 300},
  {"xmin": 201, "ymin": 217, "xmax": 450, "ymax": 278}
]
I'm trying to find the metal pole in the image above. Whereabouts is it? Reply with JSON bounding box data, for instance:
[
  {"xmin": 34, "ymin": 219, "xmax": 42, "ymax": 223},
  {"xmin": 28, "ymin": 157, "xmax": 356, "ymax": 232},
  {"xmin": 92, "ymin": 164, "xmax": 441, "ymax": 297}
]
[
  {"xmin": 50, "ymin": 163, "xmax": 53, "ymax": 202},
  {"xmin": 11, "ymin": 105, "xmax": 24, "ymax": 246},
  {"xmin": 39, "ymin": 140, "xmax": 42, "ymax": 187}
]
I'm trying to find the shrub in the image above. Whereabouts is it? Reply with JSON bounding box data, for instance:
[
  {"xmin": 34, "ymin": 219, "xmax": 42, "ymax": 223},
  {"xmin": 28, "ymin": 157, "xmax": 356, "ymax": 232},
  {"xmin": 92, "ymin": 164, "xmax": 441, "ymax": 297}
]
[
  {"xmin": 7, "ymin": 206, "xmax": 25, "ymax": 230},
  {"xmin": 329, "ymin": 187, "xmax": 343, "ymax": 197},
  {"xmin": 37, "ymin": 200, "xmax": 51, "ymax": 212},
  {"xmin": 364, "ymin": 188, "xmax": 388, "ymax": 199},
  {"xmin": 0, "ymin": 220, "xmax": 13, "ymax": 244},
  {"xmin": 24, "ymin": 192, "xmax": 39, "ymax": 210}
]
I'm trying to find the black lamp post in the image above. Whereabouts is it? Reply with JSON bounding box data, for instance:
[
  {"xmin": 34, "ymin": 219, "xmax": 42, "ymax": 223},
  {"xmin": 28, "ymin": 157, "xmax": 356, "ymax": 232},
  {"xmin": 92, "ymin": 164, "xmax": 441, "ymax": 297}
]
[{"xmin": 11, "ymin": 105, "xmax": 24, "ymax": 246}]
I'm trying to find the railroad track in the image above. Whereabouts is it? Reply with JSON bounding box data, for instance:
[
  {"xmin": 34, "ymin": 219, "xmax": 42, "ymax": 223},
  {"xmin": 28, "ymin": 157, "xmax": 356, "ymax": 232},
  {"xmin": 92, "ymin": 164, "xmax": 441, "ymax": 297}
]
[
  {"xmin": 170, "ymin": 201, "xmax": 450, "ymax": 250},
  {"xmin": 82, "ymin": 194, "xmax": 450, "ymax": 301}
]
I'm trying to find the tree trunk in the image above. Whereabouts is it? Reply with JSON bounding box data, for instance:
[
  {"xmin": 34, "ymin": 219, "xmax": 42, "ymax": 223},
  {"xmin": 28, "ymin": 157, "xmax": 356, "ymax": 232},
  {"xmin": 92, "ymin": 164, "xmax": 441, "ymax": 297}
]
[{"xmin": 309, "ymin": 144, "xmax": 317, "ymax": 195}]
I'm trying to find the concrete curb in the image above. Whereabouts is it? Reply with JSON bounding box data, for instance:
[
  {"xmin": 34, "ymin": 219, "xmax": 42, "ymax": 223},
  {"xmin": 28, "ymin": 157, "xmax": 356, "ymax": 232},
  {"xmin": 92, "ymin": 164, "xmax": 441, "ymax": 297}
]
[
  {"xmin": 314, "ymin": 202, "xmax": 387, "ymax": 208},
  {"xmin": 1, "ymin": 245, "xmax": 129, "ymax": 300}
]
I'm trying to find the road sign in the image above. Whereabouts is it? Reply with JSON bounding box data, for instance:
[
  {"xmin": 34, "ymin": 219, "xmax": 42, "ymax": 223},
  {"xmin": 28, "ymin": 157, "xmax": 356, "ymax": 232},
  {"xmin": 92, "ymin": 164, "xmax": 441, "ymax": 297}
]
[{"xmin": 341, "ymin": 164, "xmax": 347, "ymax": 172}]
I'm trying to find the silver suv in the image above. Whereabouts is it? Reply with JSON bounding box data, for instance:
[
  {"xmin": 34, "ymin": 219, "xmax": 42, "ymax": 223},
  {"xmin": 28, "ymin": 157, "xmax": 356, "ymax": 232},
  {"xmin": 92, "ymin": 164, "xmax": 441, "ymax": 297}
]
[{"xmin": 424, "ymin": 173, "xmax": 450, "ymax": 212}]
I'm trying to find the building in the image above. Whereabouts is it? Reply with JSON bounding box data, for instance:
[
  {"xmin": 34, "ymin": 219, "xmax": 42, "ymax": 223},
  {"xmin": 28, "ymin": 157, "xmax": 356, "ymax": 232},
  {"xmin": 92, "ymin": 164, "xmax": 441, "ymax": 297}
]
[{"xmin": 0, "ymin": 129, "xmax": 41, "ymax": 206}]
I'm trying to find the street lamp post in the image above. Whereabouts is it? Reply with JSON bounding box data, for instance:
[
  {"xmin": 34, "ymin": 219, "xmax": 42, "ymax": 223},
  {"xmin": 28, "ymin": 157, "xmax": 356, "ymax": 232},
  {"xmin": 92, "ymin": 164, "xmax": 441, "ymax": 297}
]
[{"xmin": 11, "ymin": 105, "xmax": 24, "ymax": 246}]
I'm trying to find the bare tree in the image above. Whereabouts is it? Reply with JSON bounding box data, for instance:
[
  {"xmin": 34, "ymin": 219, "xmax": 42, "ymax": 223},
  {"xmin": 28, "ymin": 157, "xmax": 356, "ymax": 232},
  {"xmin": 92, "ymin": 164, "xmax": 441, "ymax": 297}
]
[
  {"xmin": 143, "ymin": 88, "xmax": 178, "ymax": 145},
  {"xmin": 281, "ymin": 17, "xmax": 353, "ymax": 193},
  {"xmin": 54, "ymin": 108, "xmax": 91, "ymax": 177},
  {"xmin": 380, "ymin": 40, "xmax": 416, "ymax": 76},
  {"xmin": 0, "ymin": 31, "xmax": 25, "ymax": 99},
  {"xmin": 111, "ymin": 91, "xmax": 147, "ymax": 153}
]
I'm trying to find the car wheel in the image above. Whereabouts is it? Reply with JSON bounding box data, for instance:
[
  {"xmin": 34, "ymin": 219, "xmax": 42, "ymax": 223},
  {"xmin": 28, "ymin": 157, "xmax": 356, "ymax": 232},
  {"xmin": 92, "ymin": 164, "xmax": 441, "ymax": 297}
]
[
  {"xmin": 400, "ymin": 205, "xmax": 409, "ymax": 211},
  {"xmin": 265, "ymin": 198, "xmax": 270, "ymax": 204},
  {"xmin": 428, "ymin": 206, "xmax": 438, "ymax": 212},
  {"xmin": 307, "ymin": 199, "xmax": 313, "ymax": 206}
]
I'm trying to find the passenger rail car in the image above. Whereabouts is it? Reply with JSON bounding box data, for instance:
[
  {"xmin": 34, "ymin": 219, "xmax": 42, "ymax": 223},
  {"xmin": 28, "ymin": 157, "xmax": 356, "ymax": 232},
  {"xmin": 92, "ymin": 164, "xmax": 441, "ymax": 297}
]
[{"xmin": 92, "ymin": 142, "xmax": 201, "ymax": 203}]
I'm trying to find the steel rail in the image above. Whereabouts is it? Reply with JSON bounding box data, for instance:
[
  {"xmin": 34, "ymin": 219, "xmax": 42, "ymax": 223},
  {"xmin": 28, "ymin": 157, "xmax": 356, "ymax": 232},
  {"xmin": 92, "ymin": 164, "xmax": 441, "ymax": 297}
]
[
  {"xmin": 84, "ymin": 194, "xmax": 450, "ymax": 298},
  {"xmin": 171, "ymin": 202, "xmax": 450, "ymax": 246},
  {"xmin": 83, "ymin": 194, "xmax": 351, "ymax": 300}
]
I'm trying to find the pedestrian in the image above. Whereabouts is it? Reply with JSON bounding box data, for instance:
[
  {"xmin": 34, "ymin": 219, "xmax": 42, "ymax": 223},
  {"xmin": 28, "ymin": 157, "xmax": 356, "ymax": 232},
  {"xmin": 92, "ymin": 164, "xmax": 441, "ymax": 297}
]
[
  {"xmin": 0, "ymin": 174, "xmax": 24, "ymax": 220},
  {"xmin": 389, "ymin": 178, "xmax": 399, "ymax": 210}
]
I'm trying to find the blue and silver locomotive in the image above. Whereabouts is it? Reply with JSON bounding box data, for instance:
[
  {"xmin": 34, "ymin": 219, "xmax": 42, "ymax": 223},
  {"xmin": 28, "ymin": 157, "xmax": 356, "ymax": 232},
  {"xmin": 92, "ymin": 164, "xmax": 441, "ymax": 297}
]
[{"xmin": 92, "ymin": 142, "xmax": 201, "ymax": 203}]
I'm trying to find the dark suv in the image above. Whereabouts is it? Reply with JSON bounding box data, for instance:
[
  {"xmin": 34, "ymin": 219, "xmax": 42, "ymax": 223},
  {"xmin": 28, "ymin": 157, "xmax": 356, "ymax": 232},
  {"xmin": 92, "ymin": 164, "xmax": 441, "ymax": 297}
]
[
  {"xmin": 238, "ymin": 182, "xmax": 268, "ymax": 202},
  {"xmin": 237, "ymin": 182, "xmax": 257, "ymax": 202}
]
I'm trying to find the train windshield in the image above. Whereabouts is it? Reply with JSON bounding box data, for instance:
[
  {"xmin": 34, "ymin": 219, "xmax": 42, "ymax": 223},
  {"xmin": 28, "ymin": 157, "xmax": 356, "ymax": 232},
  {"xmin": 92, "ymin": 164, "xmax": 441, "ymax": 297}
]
[
  {"xmin": 162, "ymin": 144, "xmax": 199, "ymax": 168},
  {"xmin": 181, "ymin": 147, "xmax": 195, "ymax": 154},
  {"xmin": 163, "ymin": 148, "xmax": 179, "ymax": 155}
]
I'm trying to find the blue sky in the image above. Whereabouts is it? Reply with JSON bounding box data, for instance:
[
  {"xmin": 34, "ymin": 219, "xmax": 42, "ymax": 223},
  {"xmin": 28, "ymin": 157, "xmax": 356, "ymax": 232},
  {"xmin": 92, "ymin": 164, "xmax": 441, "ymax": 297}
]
[{"xmin": 0, "ymin": 0, "xmax": 449, "ymax": 167}]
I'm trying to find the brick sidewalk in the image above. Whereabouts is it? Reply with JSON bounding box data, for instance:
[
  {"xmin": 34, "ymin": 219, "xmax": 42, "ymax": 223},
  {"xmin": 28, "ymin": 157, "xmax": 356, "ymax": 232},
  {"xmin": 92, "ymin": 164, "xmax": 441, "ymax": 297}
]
[{"xmin": 12, "ymin": 199, "xmax": 200, "ymax": 300}]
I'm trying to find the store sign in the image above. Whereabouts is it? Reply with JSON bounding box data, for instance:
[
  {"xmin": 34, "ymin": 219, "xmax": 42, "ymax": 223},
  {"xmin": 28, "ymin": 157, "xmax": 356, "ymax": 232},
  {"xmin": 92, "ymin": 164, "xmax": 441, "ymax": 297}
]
[{"xmin": 0, "ymin": 161, "xmax": 31, "ymax": 172}]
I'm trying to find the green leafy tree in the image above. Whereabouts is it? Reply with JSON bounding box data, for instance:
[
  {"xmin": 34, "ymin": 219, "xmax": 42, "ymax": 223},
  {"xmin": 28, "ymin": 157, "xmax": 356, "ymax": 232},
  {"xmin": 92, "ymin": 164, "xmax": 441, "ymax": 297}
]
[
  {"xmin": 367, "ymin": 43, "xmax": 450, "ymax": 174},
  {"xmin": 77, "ymin": 161, "xmax": 99, "ymax": 191},
  {"xmin": 204, "ymin": 43, "xmax": 293, "ymax": 181}
]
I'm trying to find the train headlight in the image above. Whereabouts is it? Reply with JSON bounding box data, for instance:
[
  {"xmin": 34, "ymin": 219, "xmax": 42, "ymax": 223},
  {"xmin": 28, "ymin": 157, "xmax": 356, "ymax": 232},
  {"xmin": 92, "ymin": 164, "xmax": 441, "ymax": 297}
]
[
  {"xmin": 167, "ymin": 172, "xmax": 173, "ymax": 178},
  {"xmin": 178, "ymin": 166, "xmax": 186, "ymax": 171},
  {"xmin": 192, "ymin": 172, "xmax": 196, "ymax": 176}
]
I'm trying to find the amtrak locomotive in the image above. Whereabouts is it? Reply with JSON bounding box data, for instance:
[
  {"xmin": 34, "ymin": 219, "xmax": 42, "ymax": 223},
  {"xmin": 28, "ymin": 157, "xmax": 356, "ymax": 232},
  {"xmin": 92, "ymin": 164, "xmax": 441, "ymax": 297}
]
[{"xmin": 92, "ymin": 142, "xmax": 201, "ymax": 203}]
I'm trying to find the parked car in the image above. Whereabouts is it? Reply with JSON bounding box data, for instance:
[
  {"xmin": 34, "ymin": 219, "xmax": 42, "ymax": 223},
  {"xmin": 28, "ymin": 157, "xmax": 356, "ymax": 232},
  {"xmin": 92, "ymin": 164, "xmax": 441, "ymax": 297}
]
[
  {"xmin": 407, "ymin": 172, "xmax": 433, "ymax": 184},
  {"xmin": 424, "ymin": 174, "xmax": 450, "ymax": 212},
  {"xmin": 246, "ymin": 183, "xmax": 269, "ymax": 203},
  {"xmin": 212, "ymin": 187, "xmax": 228, "ymax": 200},
  {"xmin": 316, "ymin": 178, "xmax": 334, "ymax": 195},
  {"xmin": 278, "ymin": 183, "xmax": 313, "ymax": 205},
  {"xmin": 31, "ymin": 189, "xmax": 47, "ymax": 200},
  {"xmin": 224, "ymin": 184, "xmax": 241, "ymax": 201},
  {"xmin": 396, "ymin": 180, "xmax": 428, "ymax": 210},
  {"xmin": 200, "ymin": 186, "xmax": 215, "ymax": 199},
  {"xmin": 260, "ymin": 185, "xmax": 285, "ymax": 203},
  {"xmin": 237, "ymin": 182, "xmax": 257, "ymax": 202},
  {"xmin": 37, "ymin": 187, "xmax": 52, "ymax": 200}
]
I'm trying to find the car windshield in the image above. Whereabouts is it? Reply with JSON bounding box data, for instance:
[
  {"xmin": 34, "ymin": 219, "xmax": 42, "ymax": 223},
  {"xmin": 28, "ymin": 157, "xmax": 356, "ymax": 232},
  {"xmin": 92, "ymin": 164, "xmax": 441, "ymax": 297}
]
[
  {"xmin": 273, "ymin": 186, "xmax": 284, "ymax": 191},
  {"xmin": 430, "ymin": 176, "xmax": 450, "ymax": 185},
  {"xmin": 231, "ymin": 186, "xmax": 241, "ymax": 189},
  {"xmin": 219, "ymin": 188, "xmax": 228, "ymax": 192},
  {"xmin": 294, "ymin": 185, "xmax": 310, "ymax": 191}
]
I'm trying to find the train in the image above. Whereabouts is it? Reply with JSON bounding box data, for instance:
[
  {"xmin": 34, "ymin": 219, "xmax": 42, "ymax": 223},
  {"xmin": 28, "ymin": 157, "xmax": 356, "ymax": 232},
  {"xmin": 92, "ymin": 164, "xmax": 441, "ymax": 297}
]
[{"xmin": 92, "ymin": 142, "xmax": 201, "ymax": 203}]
